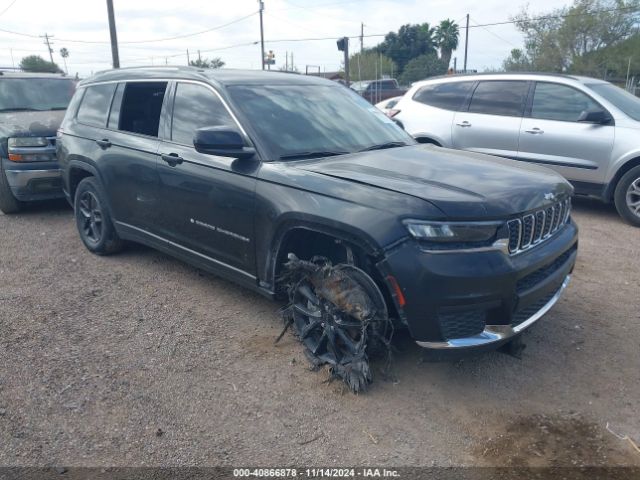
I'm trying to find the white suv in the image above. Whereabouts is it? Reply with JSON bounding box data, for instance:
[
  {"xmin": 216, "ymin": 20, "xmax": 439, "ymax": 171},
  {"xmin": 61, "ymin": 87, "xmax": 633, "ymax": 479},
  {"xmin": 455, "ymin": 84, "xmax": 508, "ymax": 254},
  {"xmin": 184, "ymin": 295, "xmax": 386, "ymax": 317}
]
[{"xmin": 394, "ymin": 73, "xmax": 640, "ymax": 226}]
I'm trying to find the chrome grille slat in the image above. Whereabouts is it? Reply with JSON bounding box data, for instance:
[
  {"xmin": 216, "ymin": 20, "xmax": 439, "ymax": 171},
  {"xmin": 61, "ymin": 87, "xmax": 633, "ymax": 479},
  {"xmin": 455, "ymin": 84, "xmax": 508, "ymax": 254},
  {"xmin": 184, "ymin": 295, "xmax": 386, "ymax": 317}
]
[{"xmin": 506, "ymin": 198, "xmax": 571, "ymax": 255}]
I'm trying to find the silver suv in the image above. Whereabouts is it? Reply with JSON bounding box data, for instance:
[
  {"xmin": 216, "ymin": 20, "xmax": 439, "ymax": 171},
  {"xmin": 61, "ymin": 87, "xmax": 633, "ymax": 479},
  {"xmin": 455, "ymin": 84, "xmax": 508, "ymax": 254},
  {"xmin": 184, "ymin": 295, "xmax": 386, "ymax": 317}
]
[{"xmin": 394, "ymin": 73, "xmax": 640, "ymax": 226}]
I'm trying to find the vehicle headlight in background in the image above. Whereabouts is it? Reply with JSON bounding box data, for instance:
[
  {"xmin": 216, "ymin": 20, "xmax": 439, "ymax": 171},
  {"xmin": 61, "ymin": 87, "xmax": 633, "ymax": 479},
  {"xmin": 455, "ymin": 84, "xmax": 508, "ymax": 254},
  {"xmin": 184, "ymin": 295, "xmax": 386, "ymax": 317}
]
[
  {"xmin": 403, "ymin": 220, "xmax": 503, "ymax": 244},
  {"xmin": 8, "ymin": 137, "xmax": 48, "ymax": 148},
  {"xmin": 7, "ymin": 137, "xmax": 54, "ymax": 162}
]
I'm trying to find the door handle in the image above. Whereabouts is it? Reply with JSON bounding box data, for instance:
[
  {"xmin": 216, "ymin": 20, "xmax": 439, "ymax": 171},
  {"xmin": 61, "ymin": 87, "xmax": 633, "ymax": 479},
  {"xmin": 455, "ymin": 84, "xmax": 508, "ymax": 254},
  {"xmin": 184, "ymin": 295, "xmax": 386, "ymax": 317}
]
[
  {"xmin": 456, "ymin": 121, "xmax": 471, "ymax": 127},
  {"xmin": 96, "ymin": 138, "xmax": 112, "ymax": 149},
  {"xmin": 525, "ymin": 128, "xmax": 544, "ymax": 135},
  {"xmin": 161, "ymin": 153, "xmax": 184, "ymax": 167}
]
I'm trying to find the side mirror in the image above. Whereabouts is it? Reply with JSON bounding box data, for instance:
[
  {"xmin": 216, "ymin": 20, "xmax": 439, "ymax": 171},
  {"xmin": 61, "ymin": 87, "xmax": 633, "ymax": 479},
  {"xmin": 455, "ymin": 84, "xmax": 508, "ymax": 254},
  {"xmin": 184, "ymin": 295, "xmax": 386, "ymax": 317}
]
[
  {"xmin": 193, "ymin": 126, "xmax": 255, "ymax": 159},
  {"xmin": 577, "ymin": 109, "xmax": 611, "ymax": 124}
]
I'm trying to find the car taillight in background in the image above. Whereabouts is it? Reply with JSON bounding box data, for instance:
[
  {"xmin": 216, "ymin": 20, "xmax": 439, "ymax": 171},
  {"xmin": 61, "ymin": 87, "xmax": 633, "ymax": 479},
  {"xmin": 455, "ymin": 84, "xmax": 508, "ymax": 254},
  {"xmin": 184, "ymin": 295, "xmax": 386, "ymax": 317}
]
[{"xmin": 387, "ymin": 109, "xmax": 401, "ymax": 118}]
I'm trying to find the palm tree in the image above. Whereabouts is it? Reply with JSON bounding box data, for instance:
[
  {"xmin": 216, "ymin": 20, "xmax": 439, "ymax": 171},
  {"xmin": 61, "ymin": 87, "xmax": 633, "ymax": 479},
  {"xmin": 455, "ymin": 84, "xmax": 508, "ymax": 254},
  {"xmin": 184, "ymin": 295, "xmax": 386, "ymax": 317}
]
[
  {"xmin": 59, "ymin": 48, "xmax": 69, "ymax": 75},
  {"xmin": 435, "ymin": 19, "xmax": 460, "ymax": 69}
]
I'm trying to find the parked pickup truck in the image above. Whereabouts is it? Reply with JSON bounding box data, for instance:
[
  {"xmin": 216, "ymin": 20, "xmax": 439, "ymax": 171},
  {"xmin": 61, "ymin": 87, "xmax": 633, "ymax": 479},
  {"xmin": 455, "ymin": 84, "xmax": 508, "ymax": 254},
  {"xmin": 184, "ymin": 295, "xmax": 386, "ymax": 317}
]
[
  {"xmin": 0, "ymin": 72, "xmax": 75, "ymax": 213},
  {"xmin": 57, "ymin": 67, "xmax": 577, "ymax": 391},
  {"xmin": 351, "ymin": 78, "xmax": 407, "ymax": 104}
]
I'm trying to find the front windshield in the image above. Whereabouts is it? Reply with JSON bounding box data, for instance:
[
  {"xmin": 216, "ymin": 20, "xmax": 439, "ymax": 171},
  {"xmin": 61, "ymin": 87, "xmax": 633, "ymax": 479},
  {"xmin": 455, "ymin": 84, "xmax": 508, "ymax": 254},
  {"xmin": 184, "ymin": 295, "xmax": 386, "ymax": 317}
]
[
  {"xmin": 0, "ymin": 78, "xmax": 76, "ymax": 112},
  {"xmin": 228, "ymin": 84, "xmax": 414, "ymax": 160},
  {"xmin": 588, "ymin": 83, "xmax": 640, "ymax": 121}
]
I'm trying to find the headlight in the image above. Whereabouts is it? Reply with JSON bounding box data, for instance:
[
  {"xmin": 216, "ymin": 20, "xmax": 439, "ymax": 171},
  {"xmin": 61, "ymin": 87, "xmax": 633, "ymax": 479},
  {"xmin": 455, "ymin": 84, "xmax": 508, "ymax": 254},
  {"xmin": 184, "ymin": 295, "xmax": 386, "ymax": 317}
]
[
  {"xmin": 8, "ymin": 137, "xmax": 48, "ymax": 148},
  {"xmin": 403, "ymin": 220, "xmax": 503, "ymax": 243}
]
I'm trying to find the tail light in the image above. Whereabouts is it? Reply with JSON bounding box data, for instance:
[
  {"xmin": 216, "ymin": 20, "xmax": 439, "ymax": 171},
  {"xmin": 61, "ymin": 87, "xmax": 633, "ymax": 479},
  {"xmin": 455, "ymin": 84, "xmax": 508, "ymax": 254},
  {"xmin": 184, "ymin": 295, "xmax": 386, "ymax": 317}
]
[{"xmin": 387, "ymin": 109, "xmax": 401, "ymax": 118}]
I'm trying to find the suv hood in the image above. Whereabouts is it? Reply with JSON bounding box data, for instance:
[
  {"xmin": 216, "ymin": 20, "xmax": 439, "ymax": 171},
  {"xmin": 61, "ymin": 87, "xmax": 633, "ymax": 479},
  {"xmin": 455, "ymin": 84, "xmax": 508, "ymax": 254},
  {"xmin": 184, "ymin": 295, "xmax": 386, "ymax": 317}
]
[
  {"xmin": 0, "ymin": 110, "xmax": 65, "ymax": 138},
  {"xmin": 295, "ymin": 145, "xmax": 573, "ymax": 218}
]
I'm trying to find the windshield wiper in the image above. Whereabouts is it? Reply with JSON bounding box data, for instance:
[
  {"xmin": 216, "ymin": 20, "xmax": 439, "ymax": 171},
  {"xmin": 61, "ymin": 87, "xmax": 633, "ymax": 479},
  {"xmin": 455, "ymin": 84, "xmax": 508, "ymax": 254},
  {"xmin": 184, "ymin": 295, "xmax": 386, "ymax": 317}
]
[
  {"xmin": 279, "ymin": 150, "xmax": 349, "ymax": 161},
  {"xmin": 359, "ymin": 141, "xmax": 408, "ymax": 152},
  {"xmin": 0, "ymin": 107, "xmax": 44, "ymax": 112}
]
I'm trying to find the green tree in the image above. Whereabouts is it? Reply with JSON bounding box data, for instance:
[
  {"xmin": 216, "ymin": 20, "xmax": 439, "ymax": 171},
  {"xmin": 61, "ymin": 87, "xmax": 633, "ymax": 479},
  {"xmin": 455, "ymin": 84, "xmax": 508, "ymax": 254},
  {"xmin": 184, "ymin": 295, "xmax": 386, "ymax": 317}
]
[
  {"xmin": 509, "ymin": 0, "xmax": 640, "ymax": 72},
  {"xmin": 375, "ymin": 23, "xmax": 437, "ymax": 74},
  {"xmin": 189, "ymin": 57, "xmax": 225, "ymax": 69},
  {"xmin": 348, "ymin": 51, "xmax": 397, "ymax": 82},
  {"xmin": 19, "ymin": 55, "xmax": 62, "ymax": 73},
  {"xmin": 398, "ymin": 53, "xmax": 447, "ymax": 85},
  {"xmin": 502, "ymin": 48, "xmax": 533, "ymax": 71},
  {"xmin": 435, "ymin": 19, "xmax": 460, "ymax": 68}
]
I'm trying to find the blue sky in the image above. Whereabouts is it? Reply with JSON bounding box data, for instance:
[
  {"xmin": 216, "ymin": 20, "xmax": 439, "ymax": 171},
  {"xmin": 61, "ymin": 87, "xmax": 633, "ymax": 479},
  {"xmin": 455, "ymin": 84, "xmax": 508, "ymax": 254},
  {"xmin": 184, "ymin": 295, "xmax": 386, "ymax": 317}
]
[{"xmin": 0, "ymin": 0, "xmax": 573, "ymax": 77}]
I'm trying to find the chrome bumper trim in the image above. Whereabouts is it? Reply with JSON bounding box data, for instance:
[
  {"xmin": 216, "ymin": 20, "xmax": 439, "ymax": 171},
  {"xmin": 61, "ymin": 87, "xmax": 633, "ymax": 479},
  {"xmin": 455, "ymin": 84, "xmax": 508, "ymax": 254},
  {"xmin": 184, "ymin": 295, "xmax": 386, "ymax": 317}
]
[
  {"xmin": 416, "ymin": 275, "xmax": 571, "ymax": 350},
  {"xmin": 4, "ymin": 168, "xmax": 61, "ymax": 188}
]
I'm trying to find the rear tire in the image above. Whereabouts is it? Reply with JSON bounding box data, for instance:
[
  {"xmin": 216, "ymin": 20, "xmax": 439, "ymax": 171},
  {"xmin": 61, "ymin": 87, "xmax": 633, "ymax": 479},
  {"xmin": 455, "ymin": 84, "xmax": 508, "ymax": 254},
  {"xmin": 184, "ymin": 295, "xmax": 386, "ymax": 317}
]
[
  {"xmin": 614, "ymin": 165, "xmax": 640, "ymax": 227},
  {"xmin": 0, "ymin": 165, "xmax": 23, "ymax": 214},
  {"xmin": 74, "ymin": 177, "xmax": 124, "ymax": 254}
]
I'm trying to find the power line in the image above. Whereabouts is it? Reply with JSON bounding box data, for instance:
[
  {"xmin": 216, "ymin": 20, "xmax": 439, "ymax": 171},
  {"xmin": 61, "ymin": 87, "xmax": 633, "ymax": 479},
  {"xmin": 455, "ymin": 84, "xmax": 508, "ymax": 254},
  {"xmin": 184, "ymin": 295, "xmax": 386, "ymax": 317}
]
[
  {"xmin": 460, "ymin": 5, "xmax": 640, "ymax": 29},
  {"xmin": 0, "ymin": 11, "xmax": 258, "ymax": 45},
  {"xmin": 0, "ymin": 0, "xmax": 18, "ymax": 17},
  {"xmin": 469, "ymin": 17, "xmax": 519, "ymax": 48}
]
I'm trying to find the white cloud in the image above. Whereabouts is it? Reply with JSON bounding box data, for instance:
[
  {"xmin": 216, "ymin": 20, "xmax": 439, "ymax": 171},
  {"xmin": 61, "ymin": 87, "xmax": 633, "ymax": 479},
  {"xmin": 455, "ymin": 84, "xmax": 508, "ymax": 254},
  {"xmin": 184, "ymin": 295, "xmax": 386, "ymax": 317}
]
[{"xmin": 0, "ymin": 0, "xmax": 573, "ymax": 77}]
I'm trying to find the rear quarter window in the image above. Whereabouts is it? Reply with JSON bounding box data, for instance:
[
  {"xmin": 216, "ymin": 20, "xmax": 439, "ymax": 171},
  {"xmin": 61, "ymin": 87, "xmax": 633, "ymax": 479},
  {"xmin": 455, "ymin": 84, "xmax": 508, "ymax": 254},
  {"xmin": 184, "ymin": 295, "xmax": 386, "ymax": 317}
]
[
  {"xmin": 76, "ymin": 84, "xmax": 116, "ymax": 128},
  {"xmin": 412, "ymin": 81, "xmax": 475, "ymax": 111}
]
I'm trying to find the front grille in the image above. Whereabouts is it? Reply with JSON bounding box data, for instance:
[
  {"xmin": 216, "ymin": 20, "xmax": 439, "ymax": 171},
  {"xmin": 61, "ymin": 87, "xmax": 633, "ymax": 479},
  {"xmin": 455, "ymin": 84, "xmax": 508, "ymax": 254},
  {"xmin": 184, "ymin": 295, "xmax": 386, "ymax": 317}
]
[
  {"xmin": 438, "ymin": 309, "xmax": 486, "ymax": 340},
  {"xmin": 507, "ymin": 198, "xmax": 571, "ymax": 255}
]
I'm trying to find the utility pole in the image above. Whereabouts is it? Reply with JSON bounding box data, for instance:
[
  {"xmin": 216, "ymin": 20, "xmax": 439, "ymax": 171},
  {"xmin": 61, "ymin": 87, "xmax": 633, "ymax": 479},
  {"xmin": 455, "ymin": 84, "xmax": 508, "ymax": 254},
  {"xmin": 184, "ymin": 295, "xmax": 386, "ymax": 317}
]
[
  {"xmin": 187, "ymin": 49, "xmax": 190, "ymax": 65},
  {"xmin": 285, "ymin": 51, "xmax": 288, "ymax": 71},
  {"xmin": 360, "ymin": 22, "xmax": 364, "ymax": 53},
  {"xmin": 41, "ymin": 33, "xmax": 55, "ymax": 64},
  {"xmin": 291, "ymin": 52, "xmax": 294, "ymax": 71},
  {"xmin": 463, "ymin": 13, "xmax": 469, "ymax": 73},
  {"xmin": 453, "ymin": 57, "xmax": 457, "ymax": 73},
  {"xmin": 10, "ymin": 48, "xmax": 15, "ymax": 69},
  {"xmin": 105, "ymin": 0, "xmax": 120, "ymax": 68},
  {"xmin": 258, "ymin": 0, "xmax": 265, "ymax": 70},
  {"xmin": 198, "ymin": 50, "xmax": 201, "ymax": 62}
]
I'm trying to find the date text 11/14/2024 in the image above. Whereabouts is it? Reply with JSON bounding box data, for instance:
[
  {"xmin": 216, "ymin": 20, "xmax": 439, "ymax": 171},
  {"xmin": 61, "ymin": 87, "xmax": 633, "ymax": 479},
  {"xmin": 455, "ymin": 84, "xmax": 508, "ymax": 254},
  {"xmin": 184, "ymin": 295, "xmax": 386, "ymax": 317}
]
[{"xmin": 233, "ymin": 468, "xmax": 401, "ymax": 477}]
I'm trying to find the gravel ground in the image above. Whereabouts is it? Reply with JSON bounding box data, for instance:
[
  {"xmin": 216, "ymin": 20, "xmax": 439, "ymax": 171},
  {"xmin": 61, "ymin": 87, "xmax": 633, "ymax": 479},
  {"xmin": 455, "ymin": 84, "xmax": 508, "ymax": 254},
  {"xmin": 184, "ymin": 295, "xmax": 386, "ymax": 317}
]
[{"xmin": 0, "ymin": 197, "xmax": 639, "ymax": 467}]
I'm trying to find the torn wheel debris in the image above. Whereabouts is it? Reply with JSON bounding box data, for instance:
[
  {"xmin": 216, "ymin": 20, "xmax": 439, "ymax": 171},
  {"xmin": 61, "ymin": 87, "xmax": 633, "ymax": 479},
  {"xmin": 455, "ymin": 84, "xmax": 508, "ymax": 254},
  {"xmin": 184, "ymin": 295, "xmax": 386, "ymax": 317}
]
[{"xmin": 278, "ymin": 254, "xmax": 393, "ymax": 393}]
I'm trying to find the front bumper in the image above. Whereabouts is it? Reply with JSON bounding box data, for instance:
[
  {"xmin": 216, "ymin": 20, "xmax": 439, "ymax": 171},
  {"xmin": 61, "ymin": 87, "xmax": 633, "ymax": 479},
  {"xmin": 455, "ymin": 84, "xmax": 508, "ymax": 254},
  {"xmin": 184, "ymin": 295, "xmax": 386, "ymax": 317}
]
[
  {"xmin": 2, "ymin": 159, "xmax": 64, "ymax": 201},
  {"xmin": 416, "ymin": 275, "xmax": 570, "ymax": 349},
  {"xmin": 379, "ymin": 220, "xmax": 578, "ymax": 352}
]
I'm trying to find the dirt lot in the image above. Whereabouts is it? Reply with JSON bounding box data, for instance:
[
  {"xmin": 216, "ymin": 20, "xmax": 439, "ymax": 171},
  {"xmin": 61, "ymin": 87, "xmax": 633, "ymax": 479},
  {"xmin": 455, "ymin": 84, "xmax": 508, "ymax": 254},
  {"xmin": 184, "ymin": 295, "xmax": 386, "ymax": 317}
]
[{"xmin": 0, "ymin": 198, "xmax": 639, "ymax": 467}]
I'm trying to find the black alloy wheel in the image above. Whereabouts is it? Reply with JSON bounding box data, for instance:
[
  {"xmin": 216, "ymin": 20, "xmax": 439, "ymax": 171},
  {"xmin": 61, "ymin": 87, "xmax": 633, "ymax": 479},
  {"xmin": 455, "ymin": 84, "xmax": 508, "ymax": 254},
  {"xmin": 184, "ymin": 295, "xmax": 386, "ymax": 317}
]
[{"xmin": 78, "ymin": 190, "xmax": 104, "ymax": 246}]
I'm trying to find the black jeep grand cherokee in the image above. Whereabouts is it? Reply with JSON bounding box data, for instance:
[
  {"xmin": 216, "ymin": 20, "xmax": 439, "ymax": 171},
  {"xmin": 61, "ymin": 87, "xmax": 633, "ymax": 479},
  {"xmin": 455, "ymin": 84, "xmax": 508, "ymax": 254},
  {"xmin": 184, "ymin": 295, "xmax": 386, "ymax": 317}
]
[{"xmin": 57, "ymin": 67, "xmax": 577, "ymax": 388}]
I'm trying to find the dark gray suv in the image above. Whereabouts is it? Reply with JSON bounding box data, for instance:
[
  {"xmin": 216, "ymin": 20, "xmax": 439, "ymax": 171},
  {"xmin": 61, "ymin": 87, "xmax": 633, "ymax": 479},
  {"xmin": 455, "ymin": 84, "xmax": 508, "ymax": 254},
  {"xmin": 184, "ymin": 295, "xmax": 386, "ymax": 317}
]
[{"xmin": 57, "ymin": 67, "xmax": 578, "ymax": 390}]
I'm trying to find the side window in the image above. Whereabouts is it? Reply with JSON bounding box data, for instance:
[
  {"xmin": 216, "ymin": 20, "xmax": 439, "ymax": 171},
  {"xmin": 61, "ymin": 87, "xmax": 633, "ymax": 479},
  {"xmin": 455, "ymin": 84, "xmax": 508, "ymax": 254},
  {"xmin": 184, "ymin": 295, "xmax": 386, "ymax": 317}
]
[
  {"xmin": 413, "ymin": 81, "xmax": 475, "ymax": 111},
  {"xmin": 381, "ymin": 80, "xmax": 396, "ymax": 90},
  {"xmin": 531, "ymin": 82, "xmax": 601, "ymax": 122},
  {"xmin": 468, "ymin": 81, "xmax": 528, "ymax": 117},
  {"xmin": 171, "ymin": 83, "xmax": 236, "ymax": 145},
  {"xmin": 118, "ymin": 82, "xmax": 168, "ymax": 137},
  {"xmin": 76, "ymin": 84, "xmax": 116, "ymax": 127},
  {"xmin": 107, "ymin": 83, "xmax": 125, "ymax": 129}
]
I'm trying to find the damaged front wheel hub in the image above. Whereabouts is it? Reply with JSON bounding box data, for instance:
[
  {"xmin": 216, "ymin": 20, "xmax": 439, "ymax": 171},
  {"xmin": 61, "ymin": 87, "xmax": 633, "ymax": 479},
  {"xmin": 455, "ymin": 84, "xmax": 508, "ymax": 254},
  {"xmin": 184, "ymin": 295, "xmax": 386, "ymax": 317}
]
[{"xmin": 280, "ymin": 256, "xmax": 392, "ymax": 393}]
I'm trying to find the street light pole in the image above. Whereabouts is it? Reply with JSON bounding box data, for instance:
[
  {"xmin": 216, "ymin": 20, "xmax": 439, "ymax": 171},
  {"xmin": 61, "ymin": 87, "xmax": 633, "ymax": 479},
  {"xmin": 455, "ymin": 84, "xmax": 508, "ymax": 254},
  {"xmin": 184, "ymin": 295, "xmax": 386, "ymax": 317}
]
[
  {"xmin": 258, "ymin": 0, "xmax": 265, "ymax": 70},
  {"xmin": 106, "ymin": 0, "xmax": 120, "ymax": 68}
]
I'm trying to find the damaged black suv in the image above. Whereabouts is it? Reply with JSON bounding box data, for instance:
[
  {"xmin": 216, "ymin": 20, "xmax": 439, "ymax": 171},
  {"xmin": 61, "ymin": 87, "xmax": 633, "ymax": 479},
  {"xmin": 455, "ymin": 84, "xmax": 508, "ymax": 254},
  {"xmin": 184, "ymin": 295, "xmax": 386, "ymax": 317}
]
[{"xmin": 57, "ymin": 67, "xmax": 578, "ymax": 390}]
